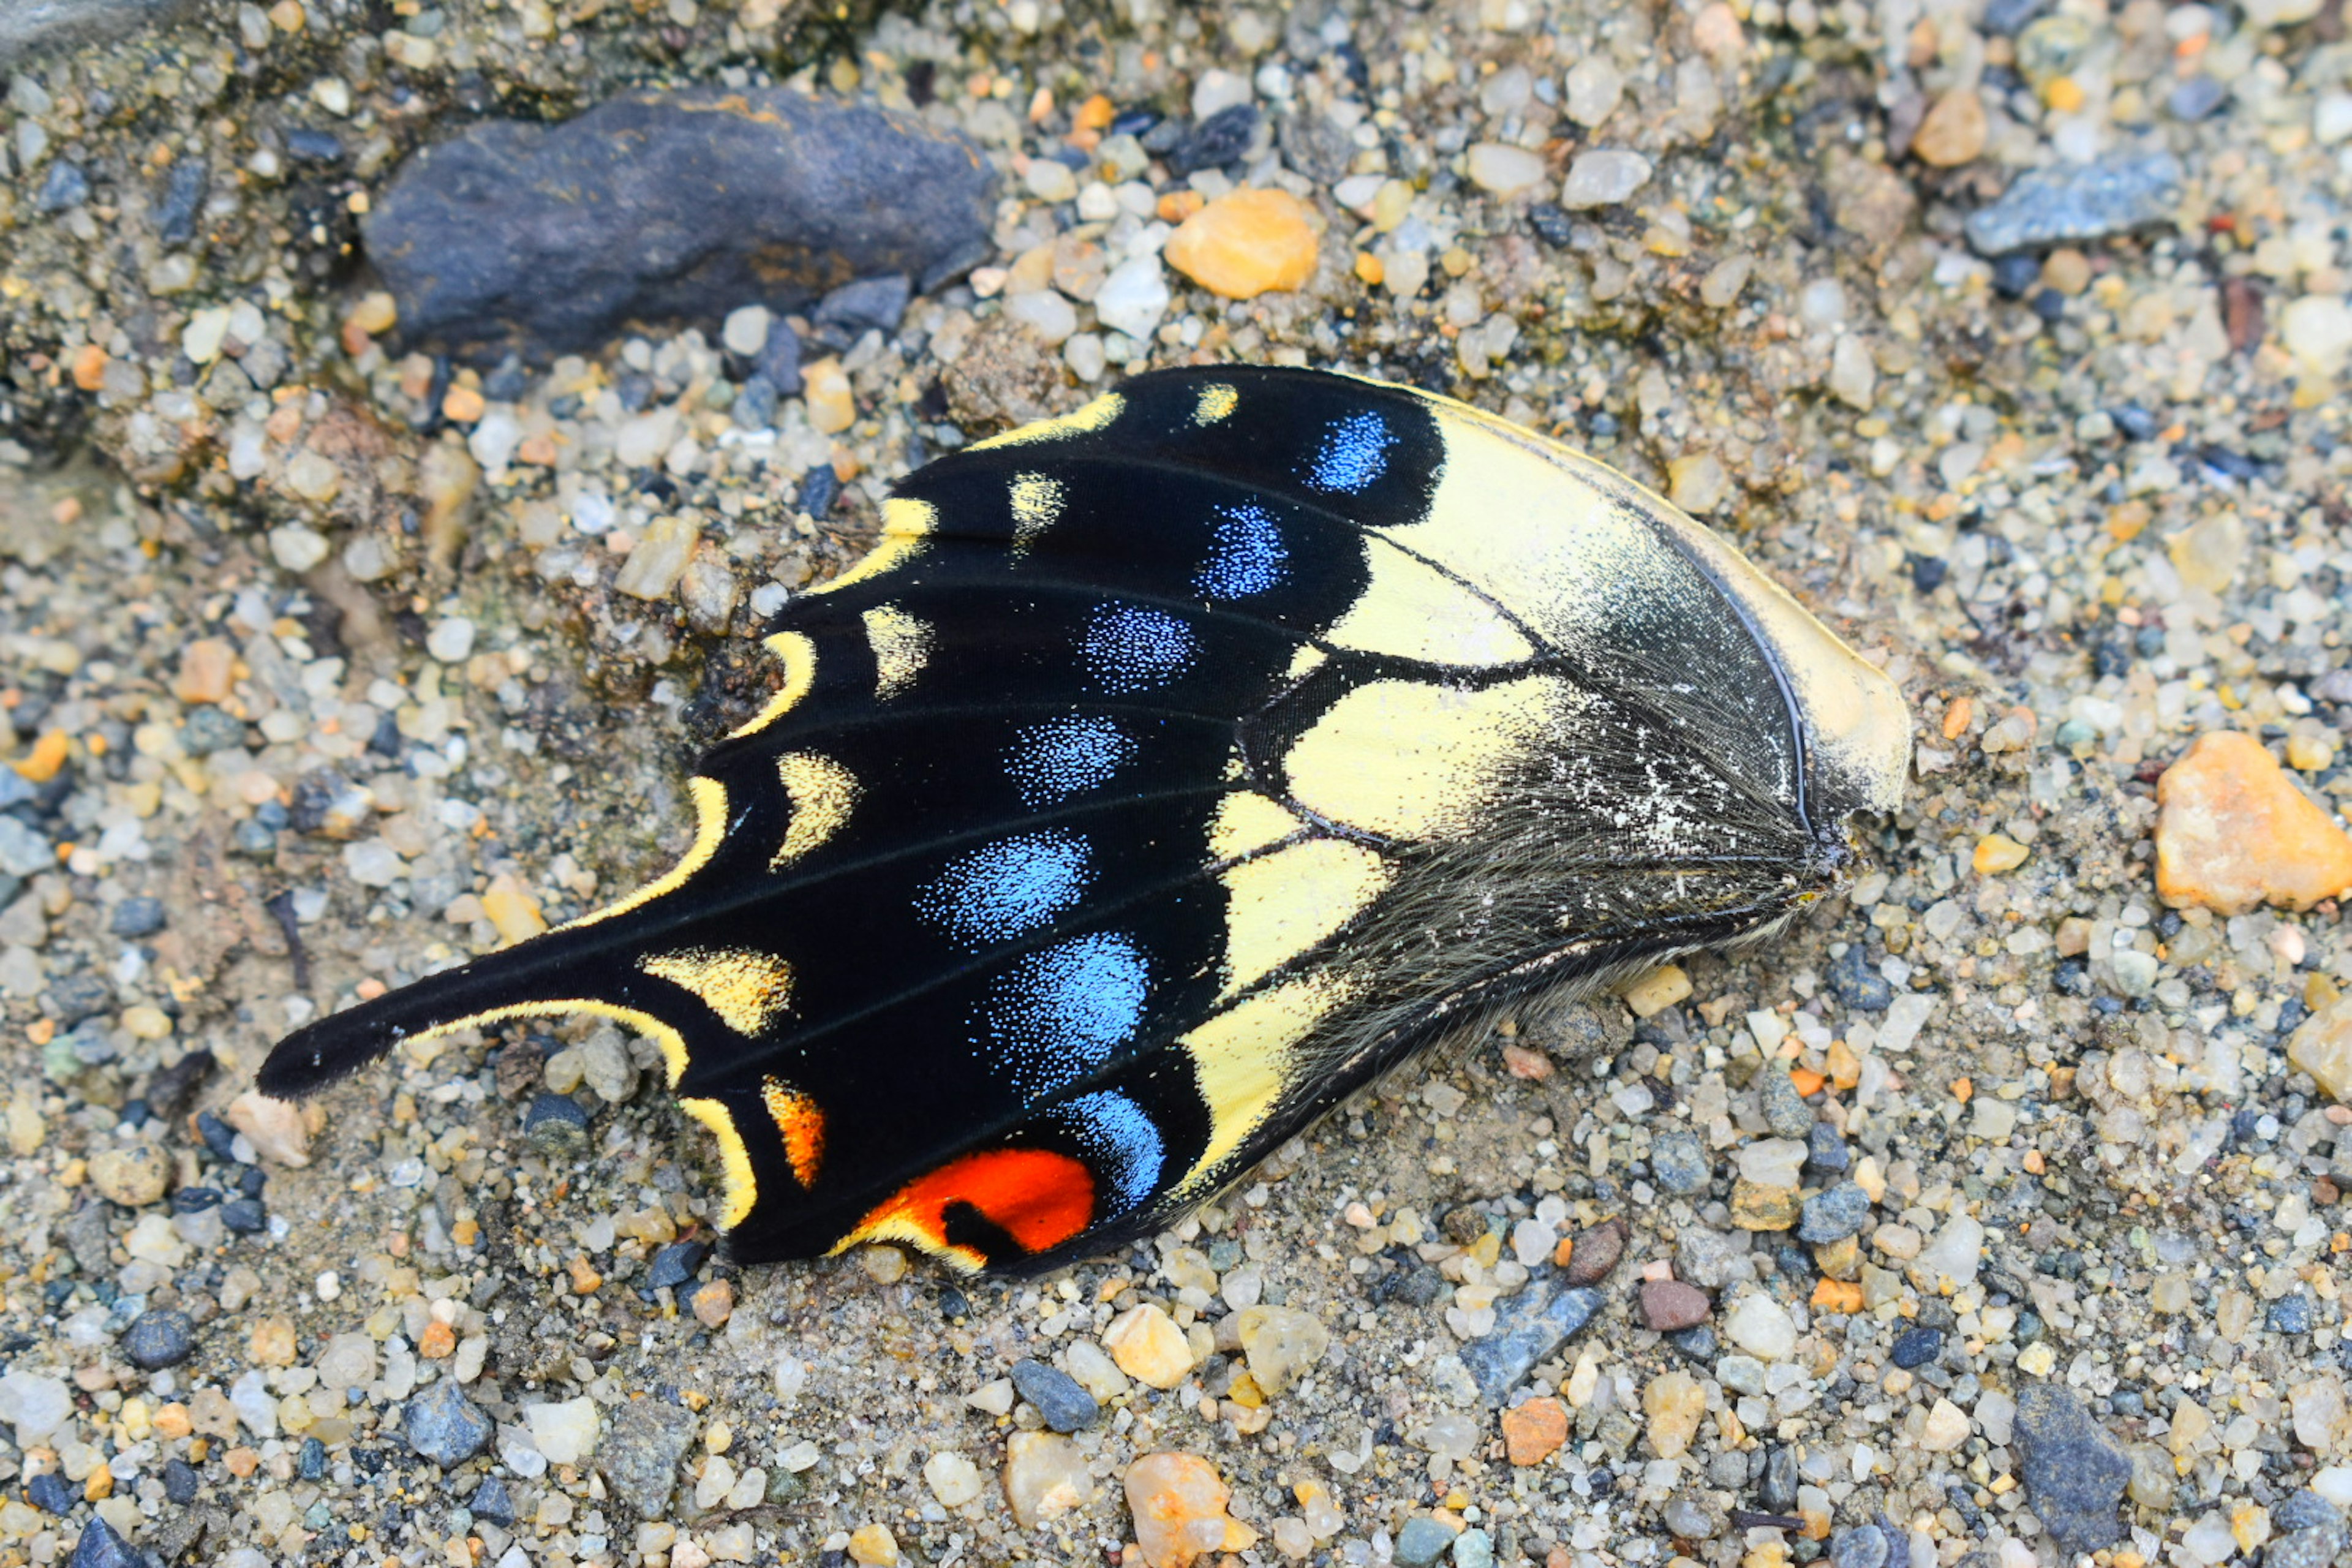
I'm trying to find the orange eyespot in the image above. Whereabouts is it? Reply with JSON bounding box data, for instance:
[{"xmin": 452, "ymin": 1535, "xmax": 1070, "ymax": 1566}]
[
  {"xmin": 846, "ymin": 1148, "xmax": 1096, "ymax": 1267},
  {"xmin": 761, "ymin": 1077, "xmax": 826, "ymax": 1188}
]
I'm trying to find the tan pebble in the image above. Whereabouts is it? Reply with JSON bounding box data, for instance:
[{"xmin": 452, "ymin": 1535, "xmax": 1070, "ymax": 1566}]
[
  {"xmin": 1920, "ymin": 1396, "xmax": 1972, "ymax": 1450},
  {"xmin": 480, "ymin": 874, "xmax": 547, "ymax": 944},
  {"xmin": 151, "ymin": 1403, "xmax": 192, "ymax": 1441},
  {"xmin": 1125, "ymin": 1452, "xmax": 1258, "ymax": 1568},
  {"xmin": 89, "ymin": 1143, "xmax": 170, "ymax": 1207},
  {"xmin": 1501, "ymin": 1396, "xmax": 1568, "ymax": 1466},
  {"xmin": 250, "ymin": 1314, "xmax": 298, "ymax": 1367},
  {"xmin": 2156, "ymin": 730, "xmax": 2352, "ymax": 913},
  {"xmin": 2289, "ymin": 733, "xmax": 2337, "ymax": 772},
  {"xmin": 121, "ymin": 1006, "xmax": 173, "ymax": 1041},
  {"xmin": 1618, "ymin": 963, "xmax": 1692, "ymax": 1018},
  {"xmin": 227, "ymin": 1090, "xmax": 313, "ymax": 1166},
  {"xmin": 804, "ymin": 358, "xmax": 854, "ymax": 435},
  {"xmin": 1164, "ymin": 189, "xmax": 1320, "ymax": 300},
  {"xmin": 346, "ymin": 291, "xmax": 398, "ymax": 336},
  {"xmin": 846, "ymin": 1523, "xmax": 899, "ymax": 1566},
  {"xmin": 418, "ymin": 1320, "xmax": 457, "ymax": 1359},
  {"xmin": 176, "ymin": 638, "xmax": 236, "ymax": 706},
  {"xmin": 1911, "ymin": 89, "xmax": 1988, "ymax": 165},
  {"xmin": 861, "ymin": 1243, "xmax": 908, "ymax": 1283},
  {"xmin": 690, "ymin": 1280, "xmax": 735, "ymax": 1329},
  {"xmin": 2041, "ymin": 248, "xmax": 2092, "ymax": 295},
  {"xmin": 1643, "ymin": 1369, "xmax": 1705, "ymax": 1458},
  {"xmin": 2288, "ymin": 997, "xmax": 2352, "ymax": 1102},
  {"xmin": 1103, "ymin": 1303, "xmax": 1194, "ymax": 1389},
  {"xmin": 72, "ymin": 345, "xmax": 108, "ymax": 393},
  {"xmin": 441, "ymin": 385, "xmax": 486, "ymax": 424},
  {"xmin": 1728, "ymin": 1180, "xmax": 1800, "ymax": 1231},
  {"xmin": 1972, "ymin": 833, "xmax": 2029, "ymax": 875},
  {"xmin": 1236, "ymin": 1304, "xmax": 1330, "ymax": 1395},
  {"xmin": 1003, "ymin": 1431, "xmax": 1096, "ymax": 1528},
  {"xmin": 569, "ymin": 1254, "xmax": 603, "ymax": 1294}
]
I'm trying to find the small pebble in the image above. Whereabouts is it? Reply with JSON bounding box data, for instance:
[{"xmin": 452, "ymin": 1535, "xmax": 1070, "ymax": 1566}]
[
  {"xmin": 404, "ymin": 1378, "xmax": 494, "ymax": 1468},
  {"xmin": 1797, "ymin": 1182, "xmax": 1871, "ymax": 1243},
  {"xmin": 1890, "ymin": 1325, "xmax": 1943, "ymax": 1368},
  {"xmin": 1164, "ymin": 189, "xmax": 1319, "ymax": 300},
  {"xmin": 1651, "ymin": 1130, "xmax": 1711, "ymax": 1194},
  {"xmin": 1009, "ymin": 1359, "xmax": 1100, "ymax": 1431},
  {"xmin": 2158, "ymin": 732, "xmax": 2352, "ymax": 914},
  {"xmin": 1003, "ymin": 1431, "xmax": 1095, "ymax": 1528},
  {"xmin": 1393, "ymin": 1515, "xmax": 1457, "ymax": 1568},
  {"xmin": 1559, "ymin": 149, "xmax": 1653, "ymax": 208},
  {"xmin": 120, "ymin": 1308, "xmax": 194, "ymax": 1370},
  {"xmin": 1639, "ymin": 1280, "xmax": 1713, "ymax": 1332}
]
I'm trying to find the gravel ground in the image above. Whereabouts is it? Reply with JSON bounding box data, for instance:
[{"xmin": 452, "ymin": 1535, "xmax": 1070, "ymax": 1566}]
[{"xmin": 4, "ymin": 0, "xmax": 2352, "ymax": 1566}]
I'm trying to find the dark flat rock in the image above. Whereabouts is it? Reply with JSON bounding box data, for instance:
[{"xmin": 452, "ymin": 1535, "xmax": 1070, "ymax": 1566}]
[
  {"xmin": 364, "ymin": 88, "xmax": 996, "ymax": 363},
  {"xmin": 2014, "ymin": 1382, "xmax": 2131, "ymax": 1554},
  {"xmin": 1, "ymin": 0, "xmax": 198, "ymax": 70},
  {"xmin": 598, "ymin": 1395, "xmax": 701, "ymax": 1517},
  {"xmin": 1964, "ymin": 152, "xmax": 2181, "ymax": 257},
  {"xmin": 1460, "ymin": 1281, "xmax": 1604, "ymax": 1404}
]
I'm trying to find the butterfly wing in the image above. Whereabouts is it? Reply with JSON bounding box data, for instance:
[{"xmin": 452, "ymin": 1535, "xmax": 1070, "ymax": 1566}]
[{"xmin": 260, "ymin": 366, "xmax": 1908, "ymax": 1273}]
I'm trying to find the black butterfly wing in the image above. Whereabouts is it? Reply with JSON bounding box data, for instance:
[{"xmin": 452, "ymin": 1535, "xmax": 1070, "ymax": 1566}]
[{"xmin": 260, "ymin": 366, "xmax": 1909, "ymax": 1273}]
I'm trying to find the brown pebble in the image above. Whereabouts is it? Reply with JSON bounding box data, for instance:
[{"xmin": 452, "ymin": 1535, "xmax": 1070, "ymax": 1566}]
[
  {"xmin": 690, "ymin": 1279, "xmax": 735, "ymax": 1329},
  {"xmin": 2156, "ymin": 730, "xmax": 2352, "ymax": 913},
  {"xmin": 1638, "ymin": 1280, "xmax": 1712, "ymax": 1332},
  {"xmin": 1910, "ymin": 89, "xmax": 1987, "ymax": 166},
  {"xmin": 418, "ymin": 1320, "xmax": 457, "ymax": 1359},
  {"xmin": 174, "ymin": 638, "xmax": 236, "ymax": 706},
  {"xmin": 1559, "ymin": 1219, "xmax": 1626, "ymax": 1287},
  {"xmin": 1500, "ymin": 1396, "xmax": 1569, "ymax": 1466}
]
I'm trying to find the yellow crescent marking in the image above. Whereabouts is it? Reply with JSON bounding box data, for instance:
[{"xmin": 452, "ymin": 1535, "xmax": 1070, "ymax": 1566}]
[
  {"xmin": 639, "ymin": 947, "xmax": 794, "ymax": 1037},
  {"xmin": 762, "ymin": 1077, "xmax": 826, "ymax": 1188},
  {"xmin": 772, "ymin": 752, "xmax": 860, "ymax": 867},
  {"xmin": 1281, "ymin": 675, "xmax": 1567, "ymax": 841},
  {"xmin": 728, "ymin": 631, "xmax": 818, "ymax": 739},
  {"xmin": 1172, "ymin": 974, "xmax": 1353, "ymax": 1198},
  {"xmin": 1208, "ymin": 791, "xmax": 1306, "ymax": 862},
  {"xmin": 810, "ymin": 496, "xmax": 937, "ymax": 595},
  {"xmin": 1007, "ymin": 472, "xmax": 1065, "ymax": 551},
  {"xmin": 1195, "ymin": 382, "xmax": 1239, "ymax": 424},
  {"xmin": 967, "ymin": 392, "xmax": 1125, "ymax": 451},
  {"xmin": 678, "ymin": 1096, "xmax": 758, "ymax": 1229},
  {"xmin": 556, "ymin": 776, "xmax": 729, "ymax": 940},
  {"xmin": 1218, "ymin": 838, "xmax": 1391, "ymax": 998},
  {"xmin": 830, "ymin": 1212, "xmax": 986, "ymax": 1274},
  {"xmin": 861, "ymin": 603, "xmax": 933, "ymax": 699},
  {"xmin": 1323, "ymin": 538, "xmax": 1536, "ymax": 666}
]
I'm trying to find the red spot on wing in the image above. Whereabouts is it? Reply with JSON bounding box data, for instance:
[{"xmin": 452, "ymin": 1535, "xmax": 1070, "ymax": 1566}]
[{"xmin": 854, "ymin": 1148, "xmax": 1096, "ymax": 1262}]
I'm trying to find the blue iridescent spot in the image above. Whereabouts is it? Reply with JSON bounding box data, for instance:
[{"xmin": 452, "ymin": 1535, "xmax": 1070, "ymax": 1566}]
[
  {"xmin": 1193, "ymin": 503, "xmax": 1287, "ymax": 600},
  {"xmin": 1079, "ymin": 604, "xmax": 1196, "ymax": 695},
  {"xmin": 978, "ymin": 933, "xmax": 1150, "ymax": 1098},
  {"xmin": 1055, "ymin": 1090, "xmax": 1165, "ymax": 1215},
  {"xmin": 1006, "ymin": 715, "xmax": 1137, "ymax": 809},
  {"xmin": 920, "ymin": 831, "xmax": 1090, "ymax": 947},
  {"xmin": 1306, "ymin": 412, "xmax": 1395, "ymax": 494}
]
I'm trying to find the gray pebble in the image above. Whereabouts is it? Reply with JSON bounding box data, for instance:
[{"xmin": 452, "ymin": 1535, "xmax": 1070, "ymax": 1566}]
[
  {"xmin": 2271, "ymin": 1294, "xmax": 2314, "ymax": 1335},
  {"xmin": 1828, "ymin": 1524, "xmax": 1888, "ymax": 1568},
  {"xmin": 1452, "ymin": 1527, "xmax": 1494, "ymax": 1568},
  {"xmin": 2264, "ymin": 1526, "xmax": 2346, "ymax": 1568},
  {"xmin": 1760, "ymin": 1445, "xmax": 1799, "ymax": 1512},
  {"xmin": 1393, "ymin": 1515, "xmax": 1456, "ymax": 1568},
  {"xmin": 402, "ymin": 1378, "xmax": 494, "ymax": 1469},
  {"xmin": 1459, "ymin": 1281, "xmax": 1604, "ymax": 1404},
  {"xmin": 599, "ymin": 1395, "xmax": 700, "ymax": 1515},
  {"xmin": 1651, "ymin": 1128, "xmax": 1711, "ymax": 1194},
  {"xmin": 1009, "ymin": 1359, "xmax": 1099, "ymax": 1432},
  {"xmin": 1762, "ymin": 1070, "xmax": 1814, "ymax": 1138},
  {"xmin": 1964, "ymin": 152, "xmax": 2182, "ymax": 257},
  {"xmin": 36, "ymin": 162, "xmax": 89, "ymax": 214},
  {"xmin": 1825, "ymin": 946, "xmax": 1892, "ymax": 1012},
  {"xmin": 1673, "ymin": 1226, "xmax": 1749, "ymax": 1289},
  {"xmin": 108, "ymin": 897, "xmax": 165, "ymax": 938},
  {"xmin": 2275, "ymin": 1491, "xmax": 2344, "ymax": 1533},
  {"xmin": 119, "ymin": 1308, "xmax": 194, "ymax": 1370},
  {"xmin": 2167, "ymin": 74, "xmax": 2226, "ymax": 121},
  {"xmin": 522, "ymin": 1093, "xmax": 592, "ymax": 1156},
  {"xmin": 66, "ymin": 1515, "xmax": 138, "ymax": 1568},
  {"xmin": 1662, "ymin": 1494, "xmax": 1721, "ymax": 1538},
  {"xmin": 2013, "ymin": 1383, "xmax": 2130, "ymax": 1554},
  {"xmin": 1797, "ymin": 1182, "xmax": 1871, "ymax": 1243}
]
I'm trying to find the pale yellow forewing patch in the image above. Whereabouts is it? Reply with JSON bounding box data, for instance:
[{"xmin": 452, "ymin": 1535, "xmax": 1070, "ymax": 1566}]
[
  {"xmin": 1322, "ymin": 537, "xmax": 1534, "ymax": 666},
  {"xmin": 1218, "ymin": 837, "xmax": 1390, "ymax": 998},
  {"xmin": 1172, "ymin": 973, "xmax": 1355, "ymax": 1198},
  {"xmin": 1282, "ymin": 674, "xmax": 1570, "ymax": 840}
]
